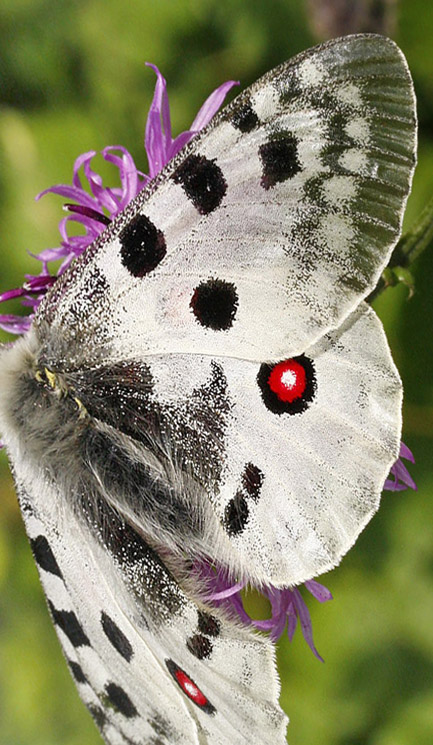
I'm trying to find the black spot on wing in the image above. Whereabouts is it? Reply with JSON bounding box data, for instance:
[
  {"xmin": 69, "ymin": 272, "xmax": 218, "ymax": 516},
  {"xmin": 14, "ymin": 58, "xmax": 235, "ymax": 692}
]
[
  {"xmin": 48, "ymin": 601, "xmax": 90, "ymax": 647},
  {"xmin": 223, "ymin": 462, "xmax": 265, "ymax": 536},
  {"xmin": 87, "ymin": 703, "xmax": 107, "ymax": 729},
  {"xmin": 259, "ymin": 131, "xmax": 301, "ymax": 189},
  {"xmin": 197, "ymin": 611, "xmax": 221, "ymax": 637},
  {"xmin": 190, "ymin": 278, "xmax": 238, "ymax": 330},
  {"xmin": 242, "ymin": 463, "xmax": 264, "ymax": 502},
  {"xmin": 105, "ymin": 682, "xmax": 138, "ymax": 718},
  {"xmin": 119, "ymin": 213, "xmax": 167, "ymax": 277},
  {"xmin": 68, "ymin": 659, "xmax": 88, "ymax": 684},
  {"xmin": 275, "ymin": 69, "xmax": 303, "ymax": 105},
  {"xmin": 172, "ymin": 154, "xmax": 227, "ymax": 215},
  {"xmin": 187, "ymin": 634, "xmax": 213, "ymax": 660},
  {"xmin": 30, "ymin": 535, "xmax": 63, "ymax": 579},
  {"xmin": 231, "ymin": 100, "xmax": 259, "ymax": 133},
  {"xmin": 101, "ymin": 611, "xmax": 134, "ymax": 662},
  {"xmin": 223, "ymin": 493, "xmax": 249, "ymax": 536}
]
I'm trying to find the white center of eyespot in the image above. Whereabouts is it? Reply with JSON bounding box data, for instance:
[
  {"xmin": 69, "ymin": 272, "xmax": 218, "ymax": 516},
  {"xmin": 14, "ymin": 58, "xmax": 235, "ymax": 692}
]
[
  {"xmin": 184, "ymin": 680, "xmax": 198, "ymax": 697},
  {"xmin": 281, "ymin": 369, "xmax": 297, "ymax": 390}
]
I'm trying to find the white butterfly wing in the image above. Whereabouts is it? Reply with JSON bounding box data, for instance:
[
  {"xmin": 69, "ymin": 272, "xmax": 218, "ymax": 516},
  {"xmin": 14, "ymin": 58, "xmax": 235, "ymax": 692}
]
[
  {"xmin": 14, "ymin": 480, "xmax": 197, "ymax": 745},
  {"xmin": 10, "ymin": 467, "xmax": 287, "ymax": 745},
  {"xmin": 38, "ymin": 34, "xmax": 416, "ymax": 365},
  {"xmin": 86, "ymin": 303, "xmax": 398, "ymax": 587},
  {"xmin": 204, "ymin": 303, "xmax": 402, "ymax": 585}
]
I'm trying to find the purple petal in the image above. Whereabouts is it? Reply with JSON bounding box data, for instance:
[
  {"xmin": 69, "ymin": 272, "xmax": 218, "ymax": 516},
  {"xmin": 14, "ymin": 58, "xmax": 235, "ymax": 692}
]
[
  {"xmin": 147, "ymin": 64, "xmax": 172, "ymax": 151},
  {"xmin": 58, "ymin": 215, "xmax": 98, "ymax": 244},
  {"xmin": 223, "ymin": 592, "xmax": 251, "ymax": 625},
  {"xmin": 168, "ymin": 130, "xmax": 198, "ymax": 160},
  {"xmin": 0, "ymin": 287, "xmax": 28, "ymax": 302},
  {"xmin": 24, "ymin": 274, "xmax": 56, "ymax": 292},
  {"xmin": 251, "ymin": 617, "xmax": 278, "ymax": 631},
  {"xmin": 287, "ymin": 604, "xmax": 298, "ymax": 642},
  {"xmin": 268, "ymin": 592, "xmax": 292, "ymax": 643},
  {"xmin": 292, "ymin": 588, "xmax": 324, "ymax": 663},
  {"xmin": 36, "ymin": 183, "xmax": 98, "ymax": 210},
  {"xmin": 190, "ymin": 79, "xmax": 239, "ymax": 131},
  {"xmin": 305, "ymin": 579, "xmax": 333, "ymax": 603},
  {"xmin": 384, "ymin": 441, "xmax": 417, "ymax": 492},
  {"xmin": 35, "ymin": 245, "xmax": 70, "ymax": 262},
  {"xmin": 399, "ymin": 441, "xmax": 415, "ymax": 463},
  {"xmin": 102, "ymin": 147, "xmax": 148, "ymax": 205},
  {"xmin": 144, "ymin": 64, "xmax": 172, "ymax": 177},
  {"xmin": 392, "ymin": 459, "xmax": 417, "ymax": 489},
  {"xmin": 83, "ymin": 159, "xmax": 119, "ymax": 213},
  {"xmin": 72, "ymin": 151, "xmax": 98, "ymax": 188},
  {"xmin": 204, "ymin": 579, "xmax": 246, "ymax": 601},
  {"xmin": 383, "ymin": 480, "xmax": 408, "ymax": 492},
  {"xmin": 64, "ymin": 203, "xmax": 111, "ymax": 227},
  {"xmin": 0, "ymin": 314, "xmax": 32, "ymax": 334},
  {"xmin": 269, "ymin": 613, "xmax": 290, "ymax": 643}
]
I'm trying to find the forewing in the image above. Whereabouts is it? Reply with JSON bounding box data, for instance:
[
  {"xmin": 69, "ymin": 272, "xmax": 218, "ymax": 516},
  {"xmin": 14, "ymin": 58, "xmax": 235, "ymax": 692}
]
[{"xmin": 37, "ymin": 34, "xmax": 416, "ymax": 366}]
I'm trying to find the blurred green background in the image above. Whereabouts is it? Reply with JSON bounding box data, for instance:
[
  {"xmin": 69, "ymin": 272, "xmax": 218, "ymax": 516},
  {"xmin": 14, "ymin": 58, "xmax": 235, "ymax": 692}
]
[{"xmin": 0, "ymin": 1, "xmax": 432, "ymax": 743}]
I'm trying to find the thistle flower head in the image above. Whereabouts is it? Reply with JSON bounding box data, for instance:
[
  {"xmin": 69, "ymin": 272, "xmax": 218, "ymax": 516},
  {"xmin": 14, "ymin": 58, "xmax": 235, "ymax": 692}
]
[{"xmin": 195, "ymin": 558, "xmax": 333, "ymax": 662}]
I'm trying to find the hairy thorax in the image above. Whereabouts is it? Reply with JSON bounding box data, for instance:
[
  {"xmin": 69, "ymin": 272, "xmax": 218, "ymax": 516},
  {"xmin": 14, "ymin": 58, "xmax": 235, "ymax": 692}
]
[{"xmin": 0, "ymin": 328, "xmax": 223, "ymax": 565}]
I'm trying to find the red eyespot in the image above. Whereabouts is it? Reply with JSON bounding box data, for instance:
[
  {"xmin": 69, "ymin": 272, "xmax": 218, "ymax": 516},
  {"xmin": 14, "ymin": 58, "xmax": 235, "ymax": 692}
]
[
  {"xmin": 165, "ymin": 659, "xmax": 216, "ymax": 715},
  {"xmin": 174, "ymin": 669, "xmax": 208, "ymax": 706},
  {"xmin": 257, "ymin": 354, "xmax": 317, "ymax": 415},
  {"xmin": 267, "ymin": 359, "xmax": 307, "ymax": 403}
]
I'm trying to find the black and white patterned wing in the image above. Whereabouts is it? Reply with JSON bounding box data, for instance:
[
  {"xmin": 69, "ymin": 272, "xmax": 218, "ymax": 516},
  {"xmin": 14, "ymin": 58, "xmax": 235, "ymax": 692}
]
[
  {"xmin": 37, "ymin": 34, "xmax": 416, "ymax": 366},
  {"xmin": 14, "ymin": 472, "xmax": 287, "ymax": 745},
  {"xmin": 64, "ymin": 302, "xmax": 401, "ymax": 588}
]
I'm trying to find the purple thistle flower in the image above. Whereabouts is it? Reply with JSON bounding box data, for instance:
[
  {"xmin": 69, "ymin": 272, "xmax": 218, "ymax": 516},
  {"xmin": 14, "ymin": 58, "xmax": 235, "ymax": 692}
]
[
  {"xmin": 194, "ymin": 558, "xmax": 333, "ymax": 662},
  {"xmin": 0, "ymin": 62, "xmax": 417, "ymax": 660},
  {"xmin": 384, "ymin": 442, "xmax": 417, "ymax": 492}
]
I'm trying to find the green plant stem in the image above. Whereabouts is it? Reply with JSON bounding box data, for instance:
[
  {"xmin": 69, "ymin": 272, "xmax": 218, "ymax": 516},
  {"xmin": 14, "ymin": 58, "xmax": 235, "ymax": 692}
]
[
  {"xmin": 368, "ymin": 194, "xmax": 433, "ymax": 302},
  {"xmin": 393, "ymin": 193, "xmax": 433, "ymax": 266}
]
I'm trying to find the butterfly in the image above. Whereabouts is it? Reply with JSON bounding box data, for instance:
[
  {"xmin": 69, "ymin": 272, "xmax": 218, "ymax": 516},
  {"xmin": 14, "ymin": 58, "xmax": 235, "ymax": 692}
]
[{"xmin": 0, "ymin": 33, "xmax": 416, "ymax": 745}]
